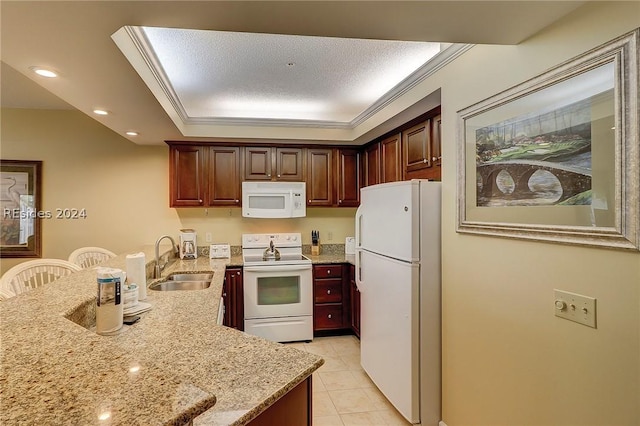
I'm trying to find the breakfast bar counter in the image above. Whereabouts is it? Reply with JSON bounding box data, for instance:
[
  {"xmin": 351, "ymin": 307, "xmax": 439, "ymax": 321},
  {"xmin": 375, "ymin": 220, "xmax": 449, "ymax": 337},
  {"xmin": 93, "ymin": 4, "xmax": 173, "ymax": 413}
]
[{"xmin": 0, "ymin": 246, "xmax": 323, "ymax": 425}]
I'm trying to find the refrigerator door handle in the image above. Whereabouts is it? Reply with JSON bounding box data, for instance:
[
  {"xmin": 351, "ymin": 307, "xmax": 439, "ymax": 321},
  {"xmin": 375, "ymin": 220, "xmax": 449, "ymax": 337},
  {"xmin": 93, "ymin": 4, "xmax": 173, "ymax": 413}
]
[{"xmin": 355, "ymin": 249, "xmax": 363, "ymax": 291}]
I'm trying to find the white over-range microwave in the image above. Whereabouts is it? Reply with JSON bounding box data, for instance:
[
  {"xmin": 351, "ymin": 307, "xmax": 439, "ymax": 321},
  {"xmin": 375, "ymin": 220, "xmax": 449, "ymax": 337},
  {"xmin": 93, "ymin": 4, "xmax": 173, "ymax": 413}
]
[{"xmin": 242, "ymin": 181, "xmax": 306, "ymax": 218}]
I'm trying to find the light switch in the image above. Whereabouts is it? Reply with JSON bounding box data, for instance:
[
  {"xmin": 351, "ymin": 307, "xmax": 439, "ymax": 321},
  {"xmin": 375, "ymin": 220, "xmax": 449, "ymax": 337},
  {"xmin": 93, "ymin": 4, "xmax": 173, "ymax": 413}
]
[{"xmin": 554, "ymin": 289, "xmax": 597, "ymax": 328}]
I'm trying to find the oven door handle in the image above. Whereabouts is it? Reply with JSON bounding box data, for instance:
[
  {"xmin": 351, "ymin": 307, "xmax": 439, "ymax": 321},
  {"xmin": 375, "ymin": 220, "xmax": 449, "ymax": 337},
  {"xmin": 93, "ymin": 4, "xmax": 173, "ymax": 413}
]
[{"xmin": 243, "ymin": 265, "xmax": 312, "ymax": 273}]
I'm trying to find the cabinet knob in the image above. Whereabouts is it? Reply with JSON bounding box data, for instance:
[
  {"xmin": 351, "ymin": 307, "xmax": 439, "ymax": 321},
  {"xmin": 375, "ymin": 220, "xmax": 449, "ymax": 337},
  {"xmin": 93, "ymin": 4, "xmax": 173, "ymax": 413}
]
[
  {"xmin": 235, "ymin": 199, "xmax": 239, "ymax": 203},
  {"xmin": 308, "ymin": 200, "xmax": 311, "ymax": 203},
  {"xmin": 338, "ymin": 199, "xmax": 342, "ymax": 204},
  {"xmin": 267, "ymin": 174, "xmax": 271, "ymax": 177},
  {"xmin": 223, "ymin": 292, "xmax": 227, "ymax": 297},
  {"xmin": 423, "ymin": 158, "xmax": 427, "ymax": 163},
  {"xmin": 328, "ymin": 314, "xmax": 332, "ymax": 319},
  {"xmin": 236, "ymin": 271, "xmax": 241, "ymax": 275},
  {"xmin": 327, "ymin": 289, "xmax": 331, "ymax": 294},
  {"xmin": 277, "ymin": 174, "xmax": 281, "ymax": 178},
  {"xmin": 198, "ymin": 199, "xmax": 203, "ymax": 203},
  {"xmin": 327, "ymin": 270, "xmax": 331, "ymax": 274}
]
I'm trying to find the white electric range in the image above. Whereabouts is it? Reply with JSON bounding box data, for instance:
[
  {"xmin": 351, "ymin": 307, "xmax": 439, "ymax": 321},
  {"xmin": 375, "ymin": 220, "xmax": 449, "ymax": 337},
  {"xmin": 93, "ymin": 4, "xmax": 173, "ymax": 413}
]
[{"xmin": 242, "ymin": 233, "xmax": 313, "ymax": 343}]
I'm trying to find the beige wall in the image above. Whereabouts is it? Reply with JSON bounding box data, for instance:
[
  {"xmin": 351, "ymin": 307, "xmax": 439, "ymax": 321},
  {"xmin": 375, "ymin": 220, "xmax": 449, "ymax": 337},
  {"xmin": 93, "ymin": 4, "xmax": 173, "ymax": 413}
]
[
  {"xmin": 0, "ymin": 109, "xmax": 356, "ymax": 273},
  {"xmin": 428, "ymin": 3, "xmax": 639, "ymax": 425},
  {"xmin": 1, "ymin": 2, "xmax": 639, "ymax": 424}
]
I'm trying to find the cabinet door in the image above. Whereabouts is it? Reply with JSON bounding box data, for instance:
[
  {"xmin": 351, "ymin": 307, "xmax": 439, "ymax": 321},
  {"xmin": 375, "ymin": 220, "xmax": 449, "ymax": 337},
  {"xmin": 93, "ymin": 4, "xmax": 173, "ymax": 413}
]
[
  {"xmin": 169, "ymin": 145, "xmax": 206, "ymax": 207},
  {"xmin": 381, "ymin": 133, "xmax": 402, "ymax": 183},
  {"xmin": 364, "ymin": 142, "xmax": 380, "ymax": 187},
  {"xmin": 209, "ymin": 147, "xmax": 241, "ymax": 206},
  {"xmin": 244, "ymin": 147, "xmax": 273, "ymax": 180},
  {"xmin": 403, "ymin": 120, "xmax": 432, "ymax": 173},
  {"xmin": 349, "ymin": 264, "xmax": 360, "ymax": 338},
  {"xmin": 275, "ymin": 148, "xmax": 303, "ymax": 181},
  {"xmin": 336, "ymin": 149, "xmax": 360, "ymax": 207},
  {"xmin": 306, "ymin": 149, "xmax": 334, "ymax": 206},
  {"xmin": 223, "ymin": 268, "xmax": 244, "ymax": 330}
]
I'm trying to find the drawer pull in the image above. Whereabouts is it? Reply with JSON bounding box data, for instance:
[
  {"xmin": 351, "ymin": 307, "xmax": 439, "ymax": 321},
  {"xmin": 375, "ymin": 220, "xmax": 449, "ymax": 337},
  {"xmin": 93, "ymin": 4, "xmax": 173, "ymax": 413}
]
[
  {"xmin": 327, "ymin": 289, "xmax": 331, "ymax": 294},
  {"xmin": 328, "ymin": 314, "xmax": 332, "ymax": 319}
]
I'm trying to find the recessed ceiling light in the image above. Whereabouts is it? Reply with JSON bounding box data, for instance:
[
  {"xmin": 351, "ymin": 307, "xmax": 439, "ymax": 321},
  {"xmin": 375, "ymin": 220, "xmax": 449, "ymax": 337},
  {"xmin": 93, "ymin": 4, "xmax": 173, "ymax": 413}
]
[
  {"xmin": 125, "ymin": 131, "xmax": 138, "ymax": 136},
  {"xmin": 93, "ymin": 109, "xmax": 109, "ymax": 116},
  {"xmin": 29, "ymin": 66, "xmax": 58, "ymax": 78}
]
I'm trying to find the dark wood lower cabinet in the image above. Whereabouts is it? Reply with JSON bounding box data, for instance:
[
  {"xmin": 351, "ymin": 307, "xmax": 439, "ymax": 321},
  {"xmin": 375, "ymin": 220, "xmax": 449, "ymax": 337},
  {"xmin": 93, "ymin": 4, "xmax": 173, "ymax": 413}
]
[
  {"xmin": 223, "ymin": 267, "xmax": 244, "ymax": 331},
  {"xmin": 349, "ymin": 264, "xmax": 361, "ymax": 338},
  {"xmin": 247, "ymin": 376, "xmax": 312, "ymax": 426},
  {"xmin": 312, "ymin": 264, "xmax": 351, "ymax": 333}
]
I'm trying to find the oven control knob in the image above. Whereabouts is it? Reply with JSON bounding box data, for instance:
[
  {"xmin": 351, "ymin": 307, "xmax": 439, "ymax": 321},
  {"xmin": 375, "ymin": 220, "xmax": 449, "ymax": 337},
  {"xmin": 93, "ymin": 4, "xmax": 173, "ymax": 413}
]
[
  {"xmin": 292, "ymin": 235, "xmax": 298, "ymax": 241},
  {"xmin": 286, "ymin": 235, "xmax": 291, "ymax": 240}
]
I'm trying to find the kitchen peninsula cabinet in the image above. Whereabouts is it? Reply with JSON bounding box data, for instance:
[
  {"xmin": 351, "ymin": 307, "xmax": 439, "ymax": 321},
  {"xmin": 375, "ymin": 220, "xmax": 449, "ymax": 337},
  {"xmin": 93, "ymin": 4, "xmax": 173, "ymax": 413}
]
[
  {"xmin": 336, "ymin": 149, "xmax": 360, "ymax": 207},
  {"xmin": 244, "ymin": 147, "xmax": 303, "ymax": 181},
  {"xmin": 169, "ymin": 144, "xmax": 206, "ymax": 207},
  {"xmin": 223, "ymin": 267, "xmax": 244, "ymax": 330},
  {"xmin": 313, "ymin": 264, "xmax": 350, "ymax": 332},
  {"xmin": 306, "ymin": 148, "xmax": 334, "ymax": 206}
]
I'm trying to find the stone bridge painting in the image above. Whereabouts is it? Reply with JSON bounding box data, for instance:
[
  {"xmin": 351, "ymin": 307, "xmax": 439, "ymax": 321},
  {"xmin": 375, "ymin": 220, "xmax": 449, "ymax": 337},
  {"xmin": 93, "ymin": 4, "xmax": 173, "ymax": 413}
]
[{"xmin": 476, "ymin": 97, "xmax": 593, "ymax": 207}]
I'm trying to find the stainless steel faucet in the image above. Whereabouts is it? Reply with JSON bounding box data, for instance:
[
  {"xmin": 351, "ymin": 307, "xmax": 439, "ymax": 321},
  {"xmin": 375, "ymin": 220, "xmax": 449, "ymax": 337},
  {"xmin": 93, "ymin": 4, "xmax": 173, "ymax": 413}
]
[{"xmin": 154, "ymin": 235, "xmax": 178, "ymax": 278}]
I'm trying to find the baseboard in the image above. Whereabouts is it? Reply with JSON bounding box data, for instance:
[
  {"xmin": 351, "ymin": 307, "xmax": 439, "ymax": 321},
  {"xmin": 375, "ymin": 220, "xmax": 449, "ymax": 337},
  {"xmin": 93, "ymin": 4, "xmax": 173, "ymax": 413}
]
[{"xmin": 439, "ymin": 421, "xmax": 448, "ymax": 426}]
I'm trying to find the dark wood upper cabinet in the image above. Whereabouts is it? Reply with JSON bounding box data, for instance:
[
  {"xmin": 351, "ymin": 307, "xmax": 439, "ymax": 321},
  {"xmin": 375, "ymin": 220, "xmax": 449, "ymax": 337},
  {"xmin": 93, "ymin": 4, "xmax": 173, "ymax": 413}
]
[
  {"xmin": 364, "ymin": 142, "xmax": 381, "ymax": 187},
  {"xmin": 169, "ymin": 145, "xmax": 206, "ymax": 207},
  {"xmin": 275, "ymin": 148, "xmax": 304, "ymax": 181},
  {"xmin": 336, "ymin": 149, "xmax": 360, "ymax": 207},
  {"xmin": 244, "ymin": 147, "xmax": 273, "ymax": 180},
  {"xmin": 244, "ymin": 147, "xmax": 303, "ymax": 181},
  {"xmin": 306, "ymin": 148, "xmax": 333, "ymax": 206},
  {"xmin": 209, "ymin": 146, "xmax": 241, "ymax": 206},
  {"xmin": 403, "ymin": 119, "xmax": 432, "ymax": 173},
  {"xmin": 381, "ymin": 132, "xmax": 402, "ymax": 183}
]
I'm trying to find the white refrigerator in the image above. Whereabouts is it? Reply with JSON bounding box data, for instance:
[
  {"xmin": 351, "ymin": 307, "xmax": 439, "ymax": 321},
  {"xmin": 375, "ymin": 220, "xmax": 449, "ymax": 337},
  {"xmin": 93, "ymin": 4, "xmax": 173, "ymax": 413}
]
[{"xmin": 355, "ymin": 180, "xmax": 441, "ymax": 425}]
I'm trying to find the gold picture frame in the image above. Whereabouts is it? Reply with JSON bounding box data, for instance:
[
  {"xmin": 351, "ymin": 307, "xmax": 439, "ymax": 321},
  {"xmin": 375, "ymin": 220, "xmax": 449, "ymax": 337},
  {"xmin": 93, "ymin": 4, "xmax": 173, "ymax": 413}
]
[
  {"xmin": 457, "ymin": 29, "xmax": 639, "ymax": 250},
  {"xmin": 0, "ymin": 160, "xmax": 43, "ymax": 258}
]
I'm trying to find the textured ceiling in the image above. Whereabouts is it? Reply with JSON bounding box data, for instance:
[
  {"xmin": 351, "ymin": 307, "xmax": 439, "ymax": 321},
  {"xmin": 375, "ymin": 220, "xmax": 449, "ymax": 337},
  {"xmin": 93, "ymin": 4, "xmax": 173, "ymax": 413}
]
[{"xmin": 1, "ymin": 1, "xmax": 586, "ymax": 146}]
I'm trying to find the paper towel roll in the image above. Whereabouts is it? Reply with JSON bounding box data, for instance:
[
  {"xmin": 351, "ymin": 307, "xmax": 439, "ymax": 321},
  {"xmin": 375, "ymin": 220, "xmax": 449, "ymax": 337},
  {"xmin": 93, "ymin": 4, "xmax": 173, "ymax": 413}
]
[{"xmin": 126, "ymin": 252, "xmax": 147, "ymax": 301}]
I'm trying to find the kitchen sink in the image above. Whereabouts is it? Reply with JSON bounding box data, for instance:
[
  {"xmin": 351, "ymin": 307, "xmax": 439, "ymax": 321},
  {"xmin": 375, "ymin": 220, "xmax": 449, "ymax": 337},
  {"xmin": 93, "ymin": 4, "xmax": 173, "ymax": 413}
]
[
  {"xmin": 149, "ymin": 272, "xmax": 214, "ymax": 292},
  {"xmin": 164, "ymin": 273, "xmax": 213, "ymax": 282}
]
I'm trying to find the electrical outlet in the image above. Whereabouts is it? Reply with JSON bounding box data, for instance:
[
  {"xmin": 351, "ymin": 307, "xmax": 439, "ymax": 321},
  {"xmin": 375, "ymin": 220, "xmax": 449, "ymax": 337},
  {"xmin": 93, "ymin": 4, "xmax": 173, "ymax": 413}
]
[
  {"xmin": 205, "ymin": 232, "xmax": 212, "ymax": 243},
  {"xmin": 554, "ymin": 289, "xmax": 597, "ymax": 328}
]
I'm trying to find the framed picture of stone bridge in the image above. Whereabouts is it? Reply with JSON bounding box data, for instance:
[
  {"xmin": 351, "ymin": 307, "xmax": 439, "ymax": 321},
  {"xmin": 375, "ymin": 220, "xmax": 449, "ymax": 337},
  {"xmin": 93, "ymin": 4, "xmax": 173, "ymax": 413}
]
[{"xmin": 457, "ymin": 29, "xmax": 639, "ymax": 251}]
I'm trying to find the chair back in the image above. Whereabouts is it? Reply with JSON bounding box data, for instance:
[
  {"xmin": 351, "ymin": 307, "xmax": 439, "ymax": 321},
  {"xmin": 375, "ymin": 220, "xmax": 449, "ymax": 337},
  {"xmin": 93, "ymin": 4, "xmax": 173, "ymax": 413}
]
[
  {"xmin": 0, "ymin": 259, "xmax": 82, "ymax": 298},
  {"xmin": 68, "ymin": 247, "xmax": 117, "ymax": 269}
]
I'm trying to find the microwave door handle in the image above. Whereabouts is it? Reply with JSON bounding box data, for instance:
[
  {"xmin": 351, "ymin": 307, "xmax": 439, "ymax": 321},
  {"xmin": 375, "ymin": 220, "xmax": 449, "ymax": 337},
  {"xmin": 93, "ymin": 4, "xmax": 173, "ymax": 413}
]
[{"xmin": 289, "ymin": 189, "xmax": 294, "ymax": 216}]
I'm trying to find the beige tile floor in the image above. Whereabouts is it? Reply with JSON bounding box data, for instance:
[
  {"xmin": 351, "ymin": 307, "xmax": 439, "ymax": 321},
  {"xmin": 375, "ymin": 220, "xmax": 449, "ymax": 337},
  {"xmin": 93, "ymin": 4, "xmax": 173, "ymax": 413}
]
[{"xmin": 285, "ymin": 335, "xmax": 412, "ymax": 426}]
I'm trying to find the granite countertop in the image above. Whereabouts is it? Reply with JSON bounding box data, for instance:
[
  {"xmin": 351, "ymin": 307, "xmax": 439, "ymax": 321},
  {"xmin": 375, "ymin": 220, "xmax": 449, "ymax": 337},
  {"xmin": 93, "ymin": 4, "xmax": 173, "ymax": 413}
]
[{"xmin": 0, "ymin": 246, "xmax": 323, "ymax": 426}]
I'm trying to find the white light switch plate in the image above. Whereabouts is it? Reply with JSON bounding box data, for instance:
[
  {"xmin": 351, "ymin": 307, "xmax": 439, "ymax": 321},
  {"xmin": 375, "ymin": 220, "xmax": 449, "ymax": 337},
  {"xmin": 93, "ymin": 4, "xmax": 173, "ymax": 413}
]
[{"xmin": 554, "ymin": 289, "xmax": 597, "ymax": 328}]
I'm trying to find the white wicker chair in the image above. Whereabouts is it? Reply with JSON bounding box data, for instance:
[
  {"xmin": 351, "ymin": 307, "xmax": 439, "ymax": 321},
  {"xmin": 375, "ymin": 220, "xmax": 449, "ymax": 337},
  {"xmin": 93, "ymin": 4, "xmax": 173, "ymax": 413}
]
[
  {"xmin": 0, "ymin": 259, "xmax": 82, "ymax": 298},
  {"xmin": 68, "ymin": 246, "xmax": 117, "ymax": 269}
]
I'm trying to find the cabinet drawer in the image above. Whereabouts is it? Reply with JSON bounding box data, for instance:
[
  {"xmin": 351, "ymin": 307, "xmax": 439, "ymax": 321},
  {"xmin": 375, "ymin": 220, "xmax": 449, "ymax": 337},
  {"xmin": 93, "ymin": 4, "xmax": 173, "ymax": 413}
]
[
  {"xmin": 314, "ymin": 304, "xmax": 343, "ymax": 330},
  {"xmin": 314, "ymin": 265, "xmax": 343, "ymax": 279},
  {"xmin": 315, "ymin": 279, "xmax": 342, "ymax": 303}
]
